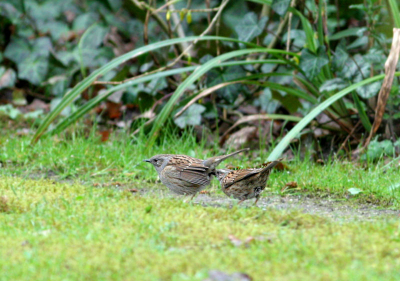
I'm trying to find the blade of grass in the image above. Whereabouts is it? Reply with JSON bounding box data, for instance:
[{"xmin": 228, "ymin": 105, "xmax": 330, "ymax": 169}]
[
  {"xmin": 387, "ymin": 0, "xmax": 400, "ymax": 28},
  {"xmin": 352, "ymin": 92, "xmax": 371, "ymax": 132},
  {"xmin": 267, "ymin": 72, "xmax": 400, "ymax": 161},
  {"xmin": 47, "ymin": 59, "xmax": 289, "ymax": 136},
  {"xmin": 290, "ymin": 8, "xmax": 316, "ymax": 52},
  {"xmin": 31, "ymin": 36, "xmax": 262, "ymax": 144},
  {"xmin": 145, "ymin": 48, "xmax": 298, "ymax": 149}
]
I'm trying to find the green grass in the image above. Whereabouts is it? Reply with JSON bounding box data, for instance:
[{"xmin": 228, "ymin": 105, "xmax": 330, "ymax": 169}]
[
  {"xmin": 2, "ymin": 127, "xmax": 400, "ymax": 280},
  {"xmin": 1, "ymin": 176, "xmax": 400, "ymax": 280},
  {"xmin": 1, "ymin": 130, "xmax": 400, "ymax": 207}
]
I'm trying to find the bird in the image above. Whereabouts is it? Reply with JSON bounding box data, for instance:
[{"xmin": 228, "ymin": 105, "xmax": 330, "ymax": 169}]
[
  {"xmin": 215, "ymin": 159, "xmax": 281, "ymax": 205},
  {"xmin": 143, "ymin": 148, "xmax": 249, "ymax": 200}
]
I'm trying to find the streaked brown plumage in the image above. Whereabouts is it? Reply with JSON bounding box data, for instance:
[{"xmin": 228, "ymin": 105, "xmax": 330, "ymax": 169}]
[
  {"xmin": 216, "ymin": 160, "xmax": 281, "ymax": 205},
  {"xmin": 143, "ymin": 149, "xmax": 249, "ymax": 198}
]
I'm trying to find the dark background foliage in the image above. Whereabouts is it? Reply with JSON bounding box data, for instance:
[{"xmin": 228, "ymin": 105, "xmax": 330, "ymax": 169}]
[{"xmin": 0, "ymin": 0, "xmax": 399, "ymax": 160}]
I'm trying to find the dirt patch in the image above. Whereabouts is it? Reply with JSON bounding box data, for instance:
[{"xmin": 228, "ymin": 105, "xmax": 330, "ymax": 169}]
[{"xmin": 191, "ymin": 193, "xmax": 400, "ymax": 221}]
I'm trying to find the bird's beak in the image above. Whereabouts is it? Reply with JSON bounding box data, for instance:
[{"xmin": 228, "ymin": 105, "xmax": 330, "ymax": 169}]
[{"xmin": 143, "ymin": 159, "xmax": 151, "ymax": 163}]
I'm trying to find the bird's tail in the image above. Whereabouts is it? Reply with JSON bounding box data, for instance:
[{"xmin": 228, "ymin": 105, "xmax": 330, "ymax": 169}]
[
  {"xmin": 260, "ymin": 158, "xmax": 283, "ymax": 173},
  {"xmin": 203, "ymin": 148, "xmax": 249, "ymax": 170}
]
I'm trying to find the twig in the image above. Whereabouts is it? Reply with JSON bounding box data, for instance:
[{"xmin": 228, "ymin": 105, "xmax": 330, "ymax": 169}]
[
  {"xmin": 130, "ymin": 0, "xmax": 170, "ymax": 40},
  {"xmin": 154, "ymin": 7, "xmax": 220, "ymax": 13},
  {"xmin": 94, "ymin": 0, "xmax": 230, "ymax": 86},
  {"xmin": 337, "ymin": 120, "xmax": 361, "ymax": 155},
  {"xmin": 364, "ymin": 28, "xmax": 400, "ymax": 148}
]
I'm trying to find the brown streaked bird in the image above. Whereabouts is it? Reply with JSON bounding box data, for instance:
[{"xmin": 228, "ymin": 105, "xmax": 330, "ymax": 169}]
[
  {"xmin": 216, "ymin": 159, "xmax": 281, "ymax": 205},
  {"xmin": 143, "ymin": 148, "xmax": 249, "ymax": 199}
]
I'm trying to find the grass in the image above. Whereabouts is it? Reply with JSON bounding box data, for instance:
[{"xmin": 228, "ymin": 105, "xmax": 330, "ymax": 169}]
[
  {"xmin": 1, "ymin": 176, "xmax": 400, "ymax": 280},
  {"xmin": 2, "ymin": 126, "xmax": 400, "ymax": 280},
  {"xmin": 1, "ymin": 129, "xmax": 400, "ymax": 207}
]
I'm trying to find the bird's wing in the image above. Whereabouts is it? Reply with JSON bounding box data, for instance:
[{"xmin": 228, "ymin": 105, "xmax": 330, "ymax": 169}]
[
  {"xmin": 168, "ymin": 155, "xmax": 210, "ymax": 186},
  {"xmin": 223, "ymin": 168, "xmax": 261, "ymax": 189}
]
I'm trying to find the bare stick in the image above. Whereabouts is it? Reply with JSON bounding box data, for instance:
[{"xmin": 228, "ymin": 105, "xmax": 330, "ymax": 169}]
[{"xmin": 364, "ymin": 28, "xmax": 400, "ymax": 148}]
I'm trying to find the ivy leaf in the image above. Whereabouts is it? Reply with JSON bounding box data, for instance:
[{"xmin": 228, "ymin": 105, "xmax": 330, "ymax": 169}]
[
  {"xmin": 320, "ymin": 78, "xmax": 348, "ymax": 92},
  {"xmin": 18, "ymin": 56, "xmax": 49, "ymax": 85},
  {"xmin": 174, "ymin": 104, "xmax": 206, "ymax": 128},
  {"xmin": 356, "ymin": 81, "xmax": 382, "ymax": 99},
  {"xmin": 72, "ymin": 13, "xmax": 100, "ymax": 31},
  {"xmin": 32, "ymin": 37, "xmax": 52, "ymax": 58},
  {"xmin": 0, "ymin": 2, "xmax": 22, "ymax": 24},
  {"xmin": 81, "ymin": 25, "xmax": 109, "ymax": 49},
  {"xmin": 207, "ymin": 65, "xmax": 246, "ymax": 103},
  {"xmin": 4, "ymin": 37, "xmax": 31, "ymax": 64},
  {"xmin": 271, "ymin": 0, "xmax": 291, "ymax": 16},
  {"xmin": 332, "ymin": 41, "xmax": 349, "ymax": 71},
  {"xmin": 235, "ymin": 12, "xmax": 268, "ymax": 42},
  {"xmin": 299, "ymin": 46, "xmax": 329, "ymax": 80}
]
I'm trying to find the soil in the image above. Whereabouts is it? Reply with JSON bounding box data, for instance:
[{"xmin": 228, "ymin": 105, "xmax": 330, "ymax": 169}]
[{"xmin": 191, "ymin": 193, "xmax": 400, "ymax": 221}]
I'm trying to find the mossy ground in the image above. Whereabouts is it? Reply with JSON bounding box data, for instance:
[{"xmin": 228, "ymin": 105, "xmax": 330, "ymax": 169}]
[{"xmin": 1, "ymin": 132, "xmax": 400, "ymax": 280}]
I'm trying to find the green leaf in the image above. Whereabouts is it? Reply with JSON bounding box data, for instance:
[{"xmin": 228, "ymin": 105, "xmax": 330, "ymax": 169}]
[
  {"xmin": 81, "ymin": 25, "xmax": 108, "ymax": 49},
  {"xmin": 73, "ymin": 13, "xmax": 100, "ymax": 31},
  {"xmin": 299, "ymin": 46, "xmax": 329, "ymax": 80},
  {"xmin": 254, "ymin": 88, "xmax": 280, "ymax": 113},
  {"xmin": 0, "ymin": 105, "xmax": 20, "ymax": 119},
  {"xmin": 271, "ymin": 0, "xmax": 291, "ymax": 16},
  {"xmin": 347, "ymin": 36, "xmax": 368, "ymax": 50},
  {"xmin": 329, "ymin": 27, "xmax": 366, "ymax": 41},
  {"xmin": 356, "ymin": 81, "xmax": 382, "ymax": 99},
  {"xmin": 32, "ymin": 37, "xmax": 52, "ymax": 58},
  {"xmin": 207, "ymin": 65, "xmax": 246, "ymax": 103},
  {"xmin": 0, "ymin": 2, "xmax": 22, "ymax": 24},
  {"xmin": 18, "ymin": 56, "xmax": 49, "ymax": 85},
  {"xmin": 290, "ymin": 8, "xmax": 317, "ymax": 52},
  {"xmin": 235, "ymin": 12, "xmax": 268, "ymax": 42},
  {"xmin": 246, "ymin": 0, "xmax": 272, "ymax": 4},
  {"xmin": 37, "ymin": 21, "xmax": 70, "ymax": 41},
  {"xmin": 4, "ymin": 37, "xmax": 31, "ymax": 64},
  {"xmin": 332, "ymin": 41, "xmax": 349, "ymax": 71},
  {"xmin": 387, "ymin": 0, "xmax": 400, "ymax": 28},
  {"xmin": 320, "ymin": 78, "xmax": 348, "ymax": 92},
  {"xmin": 174, "ymin": 104, "xmax": 206, "ymax": 128}
]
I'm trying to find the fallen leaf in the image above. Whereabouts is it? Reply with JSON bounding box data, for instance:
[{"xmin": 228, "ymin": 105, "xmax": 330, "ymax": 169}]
[
  {"xmin": 228, "ymin": 235, "xmax": 243, "ymax": 247},
  {"xmin": 199, "ymin": 190, "xmax": 210, "ymax": 194},
  {"xmin": 106, "ymin": 101, "xmax": 122, "ymax": 119},
  {"xmin": 223, "ymin": 126, "xmax": 257, "ymax": 150},
  {"xmin": 99, "ymin": 130, "xmax": 110, "ymax": 142},
  {"xmin": 128, "ymin": 188, "xmax": 138, "ymax": 193},
  {"xmin": 281, "ymin": 181, "xmax": 299, "ymax": 193},
  {"xmin": 348, "ymin": 187, "xmax": 362, "ymax": 195}
]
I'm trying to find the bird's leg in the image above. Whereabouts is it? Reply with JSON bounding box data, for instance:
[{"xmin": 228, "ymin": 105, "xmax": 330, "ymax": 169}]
[
  {"xmin": 238, "ymin": 199, "xmax": 246, "ymax": 205},
  {"xmin": 254, "ymin": 197, "xmax": 260, "ymax": 206},
  {"xmin": 185, "ymin": 193, "xmax": 197, "ymax": 203}
]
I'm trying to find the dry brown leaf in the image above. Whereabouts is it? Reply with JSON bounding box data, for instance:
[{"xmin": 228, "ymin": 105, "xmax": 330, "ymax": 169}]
[
  {"xmin": 99, "ymin": 130, "xmax": 110, "ymax": 142},
  {"xmin": 281, "ymin": 181, "xmax": 299, "ymax": 193}
]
